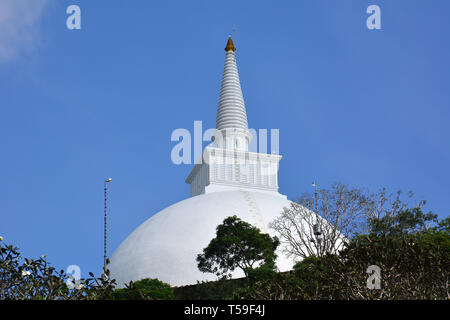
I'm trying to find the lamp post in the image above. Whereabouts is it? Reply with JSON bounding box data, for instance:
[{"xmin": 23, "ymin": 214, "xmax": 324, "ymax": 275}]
[
  {"xmin": 311, "ymin": 182, "xmax": 322, "ymax": 254},
  {"xmin": 104, "ymin": 178, "xmax": 112, "ymax": 273},
  {"xmin": 312, "ymin": 182, "xmax": 320, "ymax": 214}
]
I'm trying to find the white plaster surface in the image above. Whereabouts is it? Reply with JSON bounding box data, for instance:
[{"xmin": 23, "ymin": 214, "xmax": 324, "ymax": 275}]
[
  {"xmin": 216, "ymin": 50, "xmax": 248, "ymax": 131},
  {"xmin": 109, "ymin": 190, "xmax": 295, "ymax": 287}
]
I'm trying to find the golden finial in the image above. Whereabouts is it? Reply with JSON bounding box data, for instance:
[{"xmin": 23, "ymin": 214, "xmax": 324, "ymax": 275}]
[{"xmin": 225, "ymin": 37, "xmax": 236, "ymax": 52}]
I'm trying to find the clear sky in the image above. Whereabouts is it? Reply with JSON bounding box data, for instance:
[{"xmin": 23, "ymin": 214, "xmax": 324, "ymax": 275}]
[{"xmin": 1, "ymin": 0, "xmax": 449, "ymax": 278}]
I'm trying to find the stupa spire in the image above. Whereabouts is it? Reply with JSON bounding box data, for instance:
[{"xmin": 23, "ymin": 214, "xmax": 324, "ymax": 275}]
[
  {"xmin": 215, "ymin": 37, "xmax": 248, "ymax": 132},
  {"xmin": 186, "ymin": 36, "xmax": 284, "ymax": 198}
]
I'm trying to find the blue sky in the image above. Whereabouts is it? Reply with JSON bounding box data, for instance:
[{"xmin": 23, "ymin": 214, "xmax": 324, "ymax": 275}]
[{"xmin": 1, "ymin": 0, "xmax": 449, "ymax": 278}]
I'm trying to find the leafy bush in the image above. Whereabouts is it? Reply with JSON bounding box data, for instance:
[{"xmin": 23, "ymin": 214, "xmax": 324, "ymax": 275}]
[
  {"xmin": 0, "ymin": 239, "xmax": 115, "ymax": 300},
  {"xmin": 110, "ymin": 278, "xmax": 174, "ymax": 300},
  {"xmin": 174, "ymin": 277, "xmax": 248, "ymax": 300},
  {"xmin": 232, "ymin": 219, "xmax": 450, "ymax": 300}
]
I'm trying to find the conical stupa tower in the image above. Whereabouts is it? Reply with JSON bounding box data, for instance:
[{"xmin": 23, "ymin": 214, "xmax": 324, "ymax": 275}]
[
  {"xmin": 186, "ymin": 37, "xmax": 285, "ymax": 198},
  {"xmin": 214, "ymin": 37, "xmax": 252, "ymax": 151}
]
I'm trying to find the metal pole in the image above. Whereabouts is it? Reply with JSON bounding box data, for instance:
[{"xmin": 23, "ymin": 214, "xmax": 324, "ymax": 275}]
[
  {"xmin": 314, "ymin": 182, "xmax": 318, "ymax": 214},
  {"xmin": 104, "ymin": 181, "xmax": 107, "ymax": 272},
  {"xmin": 312, "ymin": 181, "xmax": 321, "ymax": 255},
  {"xmin": 103, "ymin": 178, "xmax": 112, "ymax": 273}
]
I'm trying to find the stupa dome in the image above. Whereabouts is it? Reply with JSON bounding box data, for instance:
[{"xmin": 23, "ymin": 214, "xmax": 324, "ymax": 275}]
[{"xmin": 109, "ymin": 190, "xmax": 294, "ymax": 287}]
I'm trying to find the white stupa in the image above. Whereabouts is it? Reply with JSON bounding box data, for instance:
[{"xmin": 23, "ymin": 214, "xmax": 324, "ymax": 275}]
[{"xmin": 109, "ymin": 38, "xmax": 295, "ymax": 287}]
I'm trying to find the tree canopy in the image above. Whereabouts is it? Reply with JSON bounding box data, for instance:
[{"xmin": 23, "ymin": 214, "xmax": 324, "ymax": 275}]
[
  {"xmin": 0, "ymin": 239, "xmax": 115, "ymax": 300},
  {"xmin": 110, "ymin": 278, "xmax": 174, "ymax": 300},
  {"xmin": 197, "ymin": 215, "xmax": 279, "ymax": 278},
  {"xmin": 235, "ymin": 216, "xmax": 449, "ymax": 300}
]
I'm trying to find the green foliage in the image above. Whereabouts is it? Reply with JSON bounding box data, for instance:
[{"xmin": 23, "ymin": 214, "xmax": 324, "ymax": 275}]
[
  {"xmin": 0, "ymin": 240, "xmax": 115, "ymax": 300},
  {"xmin": 231, "ymin": 271, "xmax": 300, "ymax": 300},
  {"xmin": 246, "ymin": 261, "xmax": 278, "ymax": 284},
  {"xmin": 0, "ymin": 239, "xmax": 174, "ymax": 300},
  {"xmin": 197, "ymin": 215, "xmax": 279, "ymax": 278},
  {"xmin": 292, "ymin": 255, "xmax": 333, "ymax": 299},
  {"xmin": 419, "ymin": 217, "xmax": 450, "ymax": 252},
  {"xmin": 174, "ymin": 277, "xmax": 248, "ymax": 300},
  {"xmin": 436, "ymin": 217, "xmax": 450, "ymax": 232},
  {"xmin": 233, "ymin": 217, "xmax": 450, "ymax": 300},
  {"xmin": 369, "ymin": 206, "xmax": 438, "ymax": 236},
  {"xmin": 335, "ymin": 228, "xmax": 448, "ymax": 299},
  {"xmin": 110, "ymin": 278, "xmax": 174, "ymax": 300}
]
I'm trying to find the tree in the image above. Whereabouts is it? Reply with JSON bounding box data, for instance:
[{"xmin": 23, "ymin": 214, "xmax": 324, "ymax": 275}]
[
  {"xmin": 197, "ymin": 215, "xmax": 279, "ymax": 278},
  {"xmin": 269, "ymin": 182, "xmax": 369, "ymax": 260},
  {"xmin": 110, "ymin": 278, "xmax": 174, "ymax": 300},
  {"xmin": 367, "ymin": 190, "xmax": 437, "ymax": 236},
  {"xmin": 269, "ymin": 183, "xmax": 436, "ymax": 261},
  {"xmin": 234, "ymin": 219, "xmax": 450, "ymax": 300},
  {"xmin": 322, "ymin": 224, "xmax": 449, "ymax": 300},
  {"xmin": 0, "ymin": 238, "xmax": 115, "ymax": 300}
]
